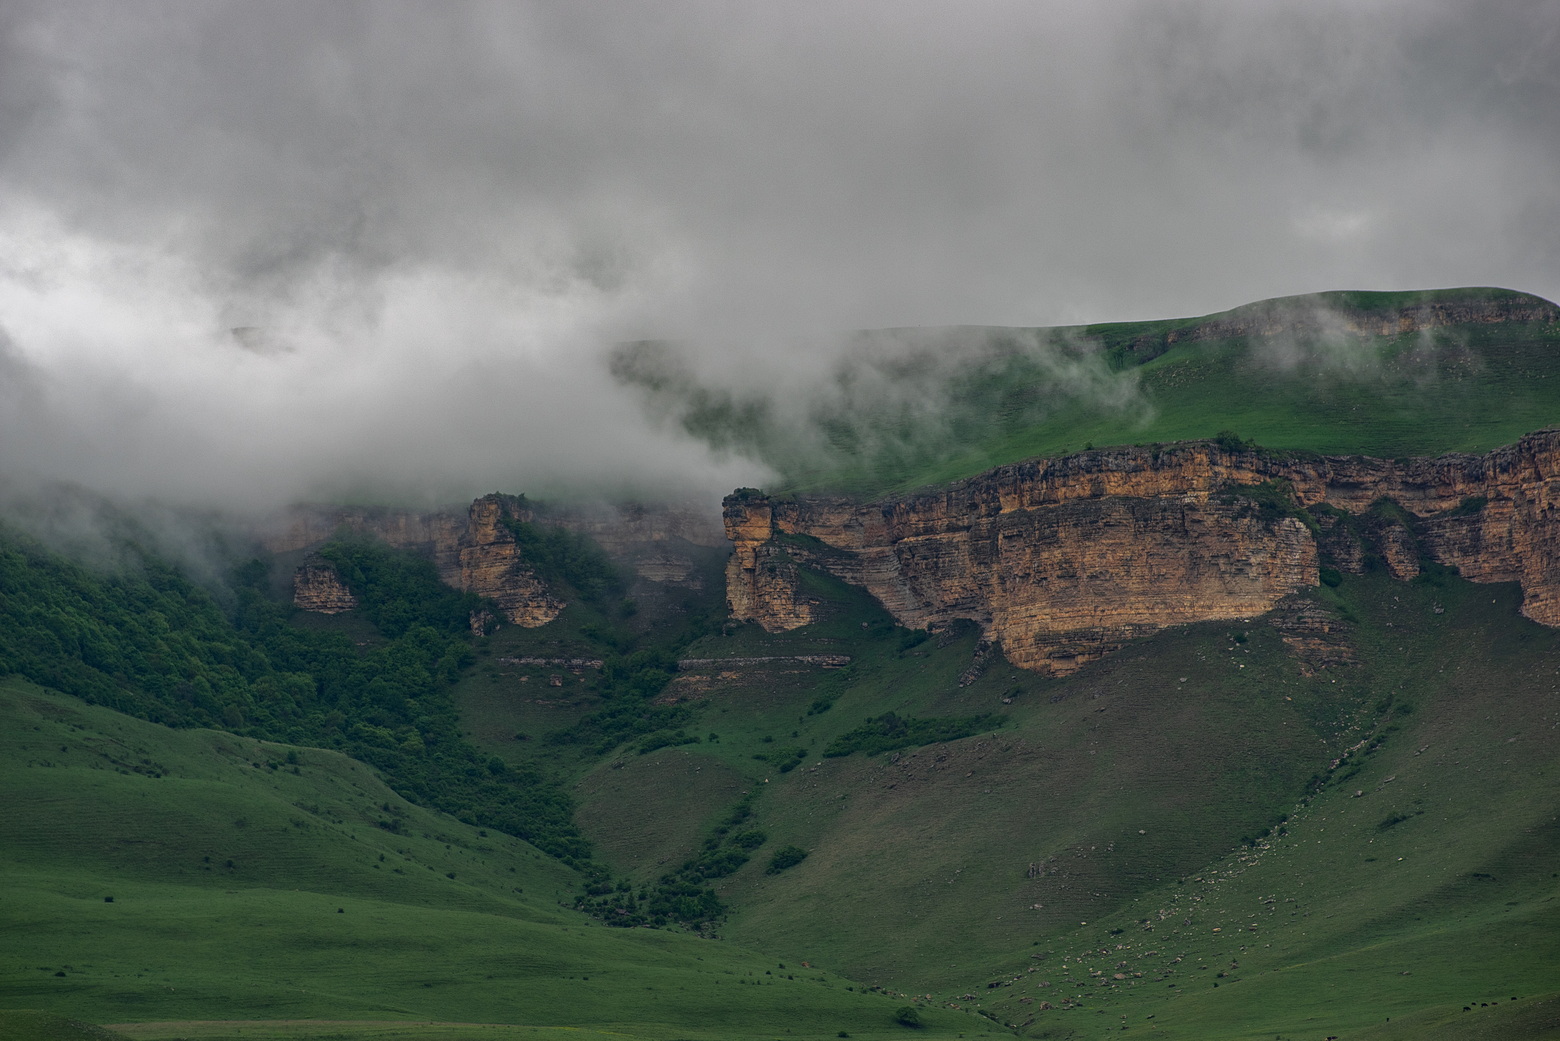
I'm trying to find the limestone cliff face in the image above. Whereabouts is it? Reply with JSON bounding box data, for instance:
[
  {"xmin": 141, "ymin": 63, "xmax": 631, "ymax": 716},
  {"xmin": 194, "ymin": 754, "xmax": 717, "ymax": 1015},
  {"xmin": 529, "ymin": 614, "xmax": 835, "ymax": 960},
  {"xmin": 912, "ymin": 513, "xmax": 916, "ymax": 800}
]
[
  {"xmin": 725, "ymin": 429, "xmax": 1560, "ymax": 674},
  {"xmin": 264, "ymin": 495, "xmax": 722, "ymax": 627},
  {"xmin": 264, "ymin": 505, "xmax": 471, "ymax": 581},
  {"xmin": 265, "ymin": 496, "xmax": 561, "ymax": 627},
  {"xmin": 458, "ymin": 496, "xmax": 566, "ymax": 627},
  {"xmin": 292, "ymin": 559, "xmax": 358, "ymax": 613}
]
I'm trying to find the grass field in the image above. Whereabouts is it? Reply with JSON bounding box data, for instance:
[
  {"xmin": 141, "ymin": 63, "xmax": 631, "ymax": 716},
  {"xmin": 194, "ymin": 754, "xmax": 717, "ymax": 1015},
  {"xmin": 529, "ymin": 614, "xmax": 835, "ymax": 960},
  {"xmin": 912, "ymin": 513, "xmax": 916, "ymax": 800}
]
[
  {"xmin": 457, "ymin": 561, "xmax": 1560, "ymax": 1039},
  {"xmin": 0, "ymin": 679, "xmax": 1001, "ymax": 1040},
  {"xmin": 6, "ymin": 529, "xmax": 1559, "ymax": 1040}
]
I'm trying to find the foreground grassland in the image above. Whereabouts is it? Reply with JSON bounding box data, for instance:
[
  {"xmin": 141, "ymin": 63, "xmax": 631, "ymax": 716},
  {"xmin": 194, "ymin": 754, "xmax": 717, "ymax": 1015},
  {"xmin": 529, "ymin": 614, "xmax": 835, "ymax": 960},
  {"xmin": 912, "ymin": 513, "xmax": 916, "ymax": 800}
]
[{"xmin": 0, "ymin": 680, "xmax": 994, "ymax": 1040}]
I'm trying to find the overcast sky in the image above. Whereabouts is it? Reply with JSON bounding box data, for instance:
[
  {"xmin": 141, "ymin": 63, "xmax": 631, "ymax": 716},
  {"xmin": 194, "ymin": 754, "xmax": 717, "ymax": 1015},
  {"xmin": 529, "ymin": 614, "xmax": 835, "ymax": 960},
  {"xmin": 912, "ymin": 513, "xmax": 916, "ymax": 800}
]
[{"xmin": 1, "ymin": 0, "xmax": 1556, "ymax": 511}]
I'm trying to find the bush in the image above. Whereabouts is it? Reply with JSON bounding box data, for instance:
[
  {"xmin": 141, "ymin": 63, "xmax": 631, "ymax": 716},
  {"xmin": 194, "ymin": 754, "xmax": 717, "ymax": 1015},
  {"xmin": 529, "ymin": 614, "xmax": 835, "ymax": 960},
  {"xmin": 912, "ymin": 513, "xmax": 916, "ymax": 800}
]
[
  {"xmin": 731, "ymin": 829, "xmax": 768, "ymax": 850},
  {"xmin": 766, "ymin": 845, "xmax": 809, "ymax": 874},
  {"xmin": 1213, "ymin": 430, "xmax": 1255, "ymax": 452},
  {"xmin": 501, "ymin": 512, "xmax": 622, "ymax": 604},
  {"xmin": 894, "ymin": 1006, "xmax": 921, "ymax": 1027},
  {"xmin": 824, "ymin": 712, "xmax": 1001, "ymax": 757}
]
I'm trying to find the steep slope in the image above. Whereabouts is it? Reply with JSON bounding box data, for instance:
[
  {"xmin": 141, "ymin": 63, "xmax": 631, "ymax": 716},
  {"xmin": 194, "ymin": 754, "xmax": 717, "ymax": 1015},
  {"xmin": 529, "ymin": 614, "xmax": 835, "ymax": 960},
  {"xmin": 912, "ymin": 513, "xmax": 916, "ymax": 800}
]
[
  {"xmin": 265, "ymin": 494, "xmax": 723, "ymax": 629},
  {"xmin": 614, "ymin": 286, "xmax": 1560, "ymax": 497},
  {"xmin": 510, "ymin": 563, "xmax": 1559, "ymax": 1039},
  {"xmin": 725, "ymin": 430, "xmax": 1560, "ymax": 673}
]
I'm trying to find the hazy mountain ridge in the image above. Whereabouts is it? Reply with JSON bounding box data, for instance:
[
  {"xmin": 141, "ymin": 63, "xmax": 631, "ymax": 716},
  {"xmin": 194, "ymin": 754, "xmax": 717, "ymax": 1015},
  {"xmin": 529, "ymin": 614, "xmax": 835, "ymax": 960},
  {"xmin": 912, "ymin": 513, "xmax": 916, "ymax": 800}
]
[{"xmin": 613, "ymin": 286, "xmax": 1560, "ymax": 497}]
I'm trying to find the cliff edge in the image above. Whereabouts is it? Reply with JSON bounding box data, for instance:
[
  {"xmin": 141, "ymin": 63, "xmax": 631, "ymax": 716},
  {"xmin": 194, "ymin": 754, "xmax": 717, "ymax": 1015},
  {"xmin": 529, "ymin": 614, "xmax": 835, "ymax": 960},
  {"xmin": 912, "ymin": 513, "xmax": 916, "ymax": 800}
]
[
  {"xmin": 724, "ymin": 430, "xmax": 1560, "ymax": 674},
  {"xmin": 263, "ymin": 495, "xmax": 724, "ymax": 627}
]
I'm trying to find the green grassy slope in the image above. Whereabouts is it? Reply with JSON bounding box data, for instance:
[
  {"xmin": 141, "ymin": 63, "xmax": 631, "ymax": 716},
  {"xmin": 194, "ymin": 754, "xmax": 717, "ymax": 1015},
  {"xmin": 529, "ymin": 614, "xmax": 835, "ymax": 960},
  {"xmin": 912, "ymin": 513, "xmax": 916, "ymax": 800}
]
[
  {"xmin": 612, "ymin": 287, "xmax": 1560, "ymax": 496},
  {"xmin": 461, "ymin": 562, "xmax": 1560, "ymax": 1039},
  {"xmin": 0, "ymin": 679, "xmax": 999, "ymax": 1041},
  {"xmin": 0, "ymin": 1010, "xmax": 129, "ymax": 1041}
]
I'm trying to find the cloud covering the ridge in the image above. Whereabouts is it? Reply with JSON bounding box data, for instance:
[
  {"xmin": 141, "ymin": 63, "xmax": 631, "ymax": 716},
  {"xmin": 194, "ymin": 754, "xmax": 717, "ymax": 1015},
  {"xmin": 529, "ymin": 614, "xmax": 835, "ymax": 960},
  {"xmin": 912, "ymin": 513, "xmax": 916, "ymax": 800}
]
[{"xmin": 0, "ymin": 0, "xmax": 1556, "ymax": 509}]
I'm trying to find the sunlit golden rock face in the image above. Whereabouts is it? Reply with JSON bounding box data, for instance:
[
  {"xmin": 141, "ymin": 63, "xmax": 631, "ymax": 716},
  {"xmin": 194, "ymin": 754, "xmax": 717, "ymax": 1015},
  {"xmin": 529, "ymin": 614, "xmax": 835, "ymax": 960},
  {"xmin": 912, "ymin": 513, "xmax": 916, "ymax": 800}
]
[
  {"xmin": 724, "ymin": 430, "xmax": 1560, "ymax": 674},
  {"xmin": 457, "ymin": 495, "xmax": 565, "ymax": 627}
]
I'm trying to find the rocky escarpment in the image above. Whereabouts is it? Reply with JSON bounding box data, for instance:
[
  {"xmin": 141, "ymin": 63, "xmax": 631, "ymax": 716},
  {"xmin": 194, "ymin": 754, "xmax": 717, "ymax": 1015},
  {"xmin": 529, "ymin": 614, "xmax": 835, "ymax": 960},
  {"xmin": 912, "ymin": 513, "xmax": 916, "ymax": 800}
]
[
  {"xmin": 725, "ymin": 429, "xmax": 1560, "ymax": 674},
  {"xmin": 264, "ymin": 496, "xmax": 560, "ymax": 626},
  {"xmin": 291, "ymin": 559, "xmax": 359, "ymax": 613},
  {"xmin": 264, "ymin": 495, "xmax": 723, "ymax": 627}
]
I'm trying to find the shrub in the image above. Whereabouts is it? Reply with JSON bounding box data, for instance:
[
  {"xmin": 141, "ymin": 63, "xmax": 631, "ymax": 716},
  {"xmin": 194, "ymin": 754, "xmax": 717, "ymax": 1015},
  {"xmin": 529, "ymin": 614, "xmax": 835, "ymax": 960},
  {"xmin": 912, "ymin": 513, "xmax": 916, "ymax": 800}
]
[
  {"xmin": 1213, "ymin": 430, "xmax": 1255, "ymax": 452},
  {"xmin": 894, "ymin": 1006, "xmax": 921, "ymax": 1027},
  {"xmin": 766, "ymin": 845, "xmax": 809, "ymax": 874},
  {"xmin": 824, "ymin": 712, "xmax": 1001, "ymax": 757},
  {"xmin": 501, "ymin": 511, "xmax": 622, "ymax": 604}
]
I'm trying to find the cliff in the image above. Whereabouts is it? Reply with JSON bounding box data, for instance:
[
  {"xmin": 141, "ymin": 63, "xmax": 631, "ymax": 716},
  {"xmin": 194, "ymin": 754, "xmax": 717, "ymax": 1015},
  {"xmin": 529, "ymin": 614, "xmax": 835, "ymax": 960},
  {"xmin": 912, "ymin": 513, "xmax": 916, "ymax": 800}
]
[
  {"xmin": 264, "ymin": 495, "xmax": 723, "ymax": 626},
  {"xmin": 291, "ymin": 559, "xmax": 359, "ymax": 614},
  {"xmin": 724, "ymin": 429, "xmax": 1560, "ymax": 674}
]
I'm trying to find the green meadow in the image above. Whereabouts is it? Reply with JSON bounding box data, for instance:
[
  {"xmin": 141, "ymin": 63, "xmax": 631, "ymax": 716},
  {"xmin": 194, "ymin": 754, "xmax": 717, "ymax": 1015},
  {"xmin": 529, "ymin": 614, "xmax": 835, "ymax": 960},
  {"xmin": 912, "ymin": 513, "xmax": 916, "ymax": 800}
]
[
  {"xmin": 0, "ymin": 678, "xmax": 996, "ymax": 1040},
  {"xmin": 613, "ymin": 287, "xmax": 1560, "ymax": 496}
]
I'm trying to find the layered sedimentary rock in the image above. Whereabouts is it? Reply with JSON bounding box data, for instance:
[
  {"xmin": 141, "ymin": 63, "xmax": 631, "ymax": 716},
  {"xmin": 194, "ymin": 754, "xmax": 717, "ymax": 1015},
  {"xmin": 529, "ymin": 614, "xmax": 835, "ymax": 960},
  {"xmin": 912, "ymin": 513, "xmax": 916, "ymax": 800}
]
[
  {"xmin": 263, "ymin": 505, "xmax": 471, "ymax": 578},
  {"xmin": 291, "ymin": 559, "xmax": 358, "ymax": 613},
  {"xmin": 725, "ymin": 429, "xmax": 1560, "ymax": 674},
  {"xmin": 263, "ymin": 494, "xmax": 723, "ymax": 626},
  {"xmin": 459, "ymin": 496, "xmax": 565, "ymax": 627}
]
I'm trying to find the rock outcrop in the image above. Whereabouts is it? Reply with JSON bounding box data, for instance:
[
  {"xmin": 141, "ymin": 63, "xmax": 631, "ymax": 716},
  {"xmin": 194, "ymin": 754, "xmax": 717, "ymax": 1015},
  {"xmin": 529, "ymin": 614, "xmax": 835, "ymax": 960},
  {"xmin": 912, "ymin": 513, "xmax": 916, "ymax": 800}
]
[
  {"xmin": 725, "ymin": 429, "xmax": 1560, "ymax": 674},
  {"xmin": 459, "ymin": 496, "xmax": 566, "ymax": 627},
  {"xmin": 263, "ymin": 494, "xmax": 724, "ymax": 627},
  {"xmin": 291, "ymin": 559, "xmax": 358, "ymax": 614}
]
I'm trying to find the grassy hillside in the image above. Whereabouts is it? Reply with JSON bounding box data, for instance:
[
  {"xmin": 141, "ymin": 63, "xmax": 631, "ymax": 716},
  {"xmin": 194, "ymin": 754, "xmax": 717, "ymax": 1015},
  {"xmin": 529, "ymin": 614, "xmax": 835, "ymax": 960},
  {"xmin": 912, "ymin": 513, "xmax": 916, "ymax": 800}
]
[
  {"xmin": 0, "ymin": 678, "xmax": 999, "ymax": 1040},
  {"xmin": 612, "ymin": 287, "xmax": 1560, "ymax": 496},
  {"xmin": 461, "ymin": 559, "xmax": 1560, "ymax": 1039}
]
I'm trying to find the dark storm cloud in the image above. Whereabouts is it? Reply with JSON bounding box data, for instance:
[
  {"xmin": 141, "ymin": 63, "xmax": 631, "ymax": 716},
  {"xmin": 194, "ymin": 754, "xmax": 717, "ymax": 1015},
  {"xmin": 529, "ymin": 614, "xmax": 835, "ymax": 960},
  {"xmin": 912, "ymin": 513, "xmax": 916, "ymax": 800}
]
[{"xmin": 0, "ymin": 0, "xmax": 1555, "ymax": 511}]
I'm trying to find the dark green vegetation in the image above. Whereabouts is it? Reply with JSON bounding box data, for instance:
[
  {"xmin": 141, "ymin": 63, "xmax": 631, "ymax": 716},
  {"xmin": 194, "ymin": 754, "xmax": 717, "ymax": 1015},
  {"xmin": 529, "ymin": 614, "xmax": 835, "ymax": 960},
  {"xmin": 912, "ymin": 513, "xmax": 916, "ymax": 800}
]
[
  {"xmin": 613, "ymin": 287, "xmax": 1560, "ymax": 496},
  {"xmin": 500, "ymin": 500, "xmax": 624, "ymax": 606},
  {"xmin": 822, "ymin": 711, "xmax": 1002, "ymax": 758},
  {"xmin": 0, "ymin": 528, "xmax": 586, "ymax": 863}
]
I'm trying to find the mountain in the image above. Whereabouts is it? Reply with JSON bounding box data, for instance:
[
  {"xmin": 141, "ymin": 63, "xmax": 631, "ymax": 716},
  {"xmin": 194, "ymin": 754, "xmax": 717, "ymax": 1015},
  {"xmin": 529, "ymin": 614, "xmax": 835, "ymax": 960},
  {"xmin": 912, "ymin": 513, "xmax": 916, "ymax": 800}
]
[
  {"xmin": 612, "ymin": 286, "xmax": 1560, "ymax": 497},
  {"xmin": 3, "ymin": 287, "xmax": 1560, "ymax": 1041}
]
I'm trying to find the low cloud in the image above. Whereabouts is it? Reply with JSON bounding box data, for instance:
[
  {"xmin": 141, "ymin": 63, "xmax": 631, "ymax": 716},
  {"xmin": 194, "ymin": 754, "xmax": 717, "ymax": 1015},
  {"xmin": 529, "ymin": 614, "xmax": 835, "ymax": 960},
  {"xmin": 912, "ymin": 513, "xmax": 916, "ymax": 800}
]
[
  {"xmin": 613, "ymin": 324, "xmax": 1151, "ymax": 491},
  {"xmin": 0, "ymin": 206, "xmax": 764, "ymax": 514},
  {"xmin": 0, "ymin": 1, "xmax": 1555, "ymax": 523}
]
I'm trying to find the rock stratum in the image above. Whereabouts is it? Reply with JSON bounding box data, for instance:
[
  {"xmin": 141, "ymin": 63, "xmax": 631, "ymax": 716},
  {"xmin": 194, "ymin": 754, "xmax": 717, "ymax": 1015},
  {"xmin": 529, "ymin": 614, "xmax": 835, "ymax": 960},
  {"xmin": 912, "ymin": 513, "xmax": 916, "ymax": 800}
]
[
  {"xmin": 263, "ymin": 495, "xmax": 723, "ymax": 627},
  {"xmin": 724, "ymin": 429, "xmax": 1560, "ymax": 674}
]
